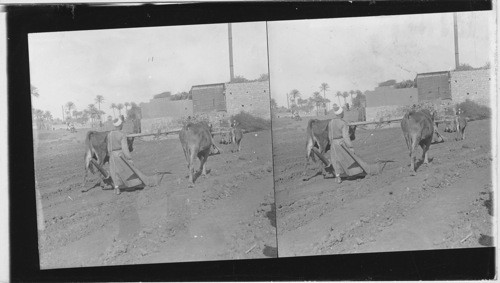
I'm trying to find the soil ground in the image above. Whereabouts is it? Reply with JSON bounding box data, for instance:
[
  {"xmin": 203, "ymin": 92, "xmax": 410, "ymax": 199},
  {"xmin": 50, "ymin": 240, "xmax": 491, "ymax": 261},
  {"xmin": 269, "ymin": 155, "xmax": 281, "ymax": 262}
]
[
  {"xmin": 34, "ymin": 128, "xmax": 276, "ymax": 269},
  {"xmin": 273, "ymin": 116, "xmax": 494, "ymax": 257}
]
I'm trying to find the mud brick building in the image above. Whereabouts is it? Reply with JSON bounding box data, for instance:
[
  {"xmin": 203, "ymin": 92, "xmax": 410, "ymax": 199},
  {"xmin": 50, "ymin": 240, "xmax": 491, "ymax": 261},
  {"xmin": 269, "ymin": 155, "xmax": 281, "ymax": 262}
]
[
  {"xmin": 139, "ymin": 80, "xmax": 271, "ymax": 133},
  {"xmin": 191, "ymin": 83, "xmax": 227, "ymax": 113},
  {"xmin": 225, "ymin": 80, "xmax": 271, "ymax": 119},
  {"xmin": 365, "ymin": 68, "xmax": 491, "ymax": 123},
  {"xmin": 417, "ymin": 68, "xmax": 491, "ymax": 106},
  {"xmin": 416, "ymin": 71, "xmax": 452, "ymax": 101},
  {"xmin": 190, "ymin": 80, "xmax": 271, "ymax": 120},
  {"xmin": 449, "ymin": 68, "xmax": 491, "ymax": 106}
]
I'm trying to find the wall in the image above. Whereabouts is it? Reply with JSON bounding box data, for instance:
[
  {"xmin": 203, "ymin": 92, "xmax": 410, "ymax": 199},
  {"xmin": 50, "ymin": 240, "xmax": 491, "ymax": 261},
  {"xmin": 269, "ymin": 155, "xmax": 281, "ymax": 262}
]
[
  {"xmin": 365, "ymin": 87, "xmax": 418, "ymax": 108},
  {"xmin": 189, "ymin": 111, "xmax": 231, "ymax": 131},
  {"xmin": 416, "ymin": 71, "xmax": 451, "ymax": 101},
  {"xmin": 141, "ymin": 99, "xmax": 193, "ymax": 119},
  {"xmin": 191, "ymin": 83, "xmax": 227, "ymax": 113},
  {"xmin": 140, "ymin": 117, "xmax": 178, "ymax": 134},
  {"xmin": 366, "ymin": 88, "xmax": 454, "ymax": 121},
  {"xmin": 366, "ymin": 105, "xmax": 404, "ymax": 123},
  {"xmin": 366, "ymin": 100, "xmax": 454, "ymax": 123},
  {"xmin": 342, "ymin": 109, "xmax": 362, "ymax": 123},
  {"xmin": 364, "ymin": 87, "xmax": 418, "ymax": 123},
  {"xmin": 450, "ymin": 68, "xmax": 491, "ymax": 106},
  {"xmin": 225, "ymin": 80, "xmax": 271, "ymax": 120},
  {"xmin": 140, "ymin": 111, "xmax": 233, "ymax": 134},
  {"xmin": 139, "ymin": 99, "xmax": 193, "ymax": 133}
]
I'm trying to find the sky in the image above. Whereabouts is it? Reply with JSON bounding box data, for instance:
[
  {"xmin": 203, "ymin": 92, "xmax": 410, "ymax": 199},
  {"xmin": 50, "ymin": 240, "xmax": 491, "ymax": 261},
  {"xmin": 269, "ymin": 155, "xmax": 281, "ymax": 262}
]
[
  {"xmin": 28, "ymin": 21, "xmax": 269, "ymax": 119},
  {"xmin": 267, "ymin": 11, "xmax": 495, "ymax": 108}
]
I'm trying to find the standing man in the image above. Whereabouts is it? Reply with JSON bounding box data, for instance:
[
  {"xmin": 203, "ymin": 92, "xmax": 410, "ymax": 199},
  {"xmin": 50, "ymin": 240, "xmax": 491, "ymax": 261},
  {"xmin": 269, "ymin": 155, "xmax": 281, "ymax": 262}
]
[
  {"xmin": 230, "ymin": 119, "xmax": 243, "ymax": 152},
  {"xmin": 327, "ymin": 105, "xmax": 378, "ymax": 183},
  {"xmin": 107, "ymin": 117, "xmax": 163, "ymax": 195},
  {"xmin": 328, "ymin": 106, "xmax": 356, "ymax": 183}
]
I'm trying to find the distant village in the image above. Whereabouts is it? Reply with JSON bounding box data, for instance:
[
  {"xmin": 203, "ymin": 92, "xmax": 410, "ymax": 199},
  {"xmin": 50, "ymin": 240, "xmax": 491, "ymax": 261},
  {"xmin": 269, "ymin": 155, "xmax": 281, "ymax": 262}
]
[
  {"xmin": 274, "ymin": 63, "xmax": 491, "ymax": 124},
  {"xmin": 32, "ymin": 74, "xmax": 271, "ymax": 134}
]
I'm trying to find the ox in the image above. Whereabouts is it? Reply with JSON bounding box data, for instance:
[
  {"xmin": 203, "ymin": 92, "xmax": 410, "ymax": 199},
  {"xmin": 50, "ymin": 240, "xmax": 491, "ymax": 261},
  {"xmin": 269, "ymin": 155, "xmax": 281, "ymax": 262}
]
[
  {"xmin": 230, "ymin": 120, "xmax": 243, "ymax": 152},
  {"xmin": 304, "ymin": 118, "xmax": 357, "ymax": 177},
  {"xmin": 83, "ymin": 116, "xmax": 139, "ymax": 186},
  {"xmin": 401, "ymin": 109, "xmax": 435, "ymax": 174},
  {"xmin": 179, "ymin": 121, "xmax": 221, "ymax": 184}
]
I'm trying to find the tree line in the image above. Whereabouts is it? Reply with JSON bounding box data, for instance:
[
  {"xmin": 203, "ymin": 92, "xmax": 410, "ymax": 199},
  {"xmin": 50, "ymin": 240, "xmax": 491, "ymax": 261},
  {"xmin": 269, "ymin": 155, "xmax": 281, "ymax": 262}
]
[
  {"xmin": 152, "ymin": 91, "xmax": 192, "ymax": 101},
  {"xmin": 378, "ymin": 79, "xmax": 417, "ymax": 89},
  {"xmin": 230, "ymin": 73, "xmax": 269, "ymax": 83},
  {"xmin": 454, "ymin": 62, "xmax": 490, "ymax": 71},
  {"xmin": 31, "ymin": 85, "xmax": 141, "ymax": 129},
  {"xmin": 65, "ymin": 96, "xmax": 141, "ymax": 126},
  {"xmin": 271, "ymin": 83, "xmax": 367, "ymax": 116}
]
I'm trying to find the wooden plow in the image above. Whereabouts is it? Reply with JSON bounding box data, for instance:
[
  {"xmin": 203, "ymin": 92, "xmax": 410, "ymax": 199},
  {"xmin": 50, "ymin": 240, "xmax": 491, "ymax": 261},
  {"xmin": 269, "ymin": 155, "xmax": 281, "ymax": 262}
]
[
  {"xmin": 347, "ymin": 117, "xmax": 455, "ymax": 127},
  {"xmin": 126, "ymin": 128, "xmax": 234, "ymax": 139},
  {"xmin": 347, "ymin": 116, "xmax": 452, "ymax": 143}
]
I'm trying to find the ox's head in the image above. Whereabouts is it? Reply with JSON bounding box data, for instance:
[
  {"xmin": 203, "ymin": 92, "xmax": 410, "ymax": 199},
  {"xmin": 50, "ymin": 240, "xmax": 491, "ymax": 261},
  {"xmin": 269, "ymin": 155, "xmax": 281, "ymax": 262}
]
[
  {"xmin": 348, "ymin": 125, "xmax": 357, "ymax": 141},
  {"xmin": 420, "ymin": 109, "xmax": 437, "ymax": 122},
  {"xmin": 126, "ymin": 137, "xmax": 135, "ymax": 153},
  {"xmin": 126, "ymin": 118, "xmax": 141, "ymax": 153}
]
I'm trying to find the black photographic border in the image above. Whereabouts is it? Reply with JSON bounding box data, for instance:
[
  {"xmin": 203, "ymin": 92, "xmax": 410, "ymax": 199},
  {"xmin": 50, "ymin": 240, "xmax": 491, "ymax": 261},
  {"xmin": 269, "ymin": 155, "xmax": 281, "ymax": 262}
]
[{"xmin": 7, "ymin": 1, "xmax": 495, "ymax": 281}]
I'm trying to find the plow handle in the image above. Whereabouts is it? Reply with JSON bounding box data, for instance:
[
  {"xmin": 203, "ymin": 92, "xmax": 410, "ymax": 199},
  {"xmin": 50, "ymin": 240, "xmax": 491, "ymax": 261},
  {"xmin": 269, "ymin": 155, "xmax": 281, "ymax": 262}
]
[
  {"xmin": 90, "ymin": 159, "xmax": 110, "ymax": 179},
  {"xmin": 311, "ymin": 147, "xmax": 331, "ymax": 167}
]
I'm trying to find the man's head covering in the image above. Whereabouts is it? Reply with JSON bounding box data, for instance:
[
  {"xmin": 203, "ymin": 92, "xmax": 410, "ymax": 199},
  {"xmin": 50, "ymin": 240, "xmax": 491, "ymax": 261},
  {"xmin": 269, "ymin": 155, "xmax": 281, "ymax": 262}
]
[
  {"xmin": 113, "ymin": 118, "xmax": 123, "ymax": 127},
  {"xmin": 332, "ymin": 104, "xmax": 344, "ymax": 116}
]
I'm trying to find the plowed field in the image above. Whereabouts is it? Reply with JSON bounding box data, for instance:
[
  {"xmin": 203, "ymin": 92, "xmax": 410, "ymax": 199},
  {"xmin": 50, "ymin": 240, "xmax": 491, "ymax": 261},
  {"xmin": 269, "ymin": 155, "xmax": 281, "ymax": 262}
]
[
  {"xmin": 34, "ymin": 129, "xmax": 277, "ymax": 269},
  {"xmin": 273, "ymin": 117, "xmax": 494, "ymax": 257}
]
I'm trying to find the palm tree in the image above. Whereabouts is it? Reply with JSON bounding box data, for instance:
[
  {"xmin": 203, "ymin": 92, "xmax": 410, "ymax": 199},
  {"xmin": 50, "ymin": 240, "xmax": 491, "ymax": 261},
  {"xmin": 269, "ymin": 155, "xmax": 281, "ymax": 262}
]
[
  {"xmin": 66, "ymin": 102, "xmax": 75, "ymax": 118},
  {"xmin": 97, "ymin": 110, "xmax": 105, "ymax": 124},
  {"xmin": 349, "ymin": 90, "xmax": 355, "ymax": 105},
  {"xmin": 116, "ymin": 103, "xmax": 124, "ymax": 116},
  {"xmin": 110, "ymin": 103, "xmax": 117, "ymax": 118},
  {"xmin": 95, "ymin": 95, "xmax": 105, "ymax": 111},
  {"xmin": 74, "ymin": 110, "xmax": 83, "ymax": 123},
  {"xmin": 335, "ymin": 91, "xmax": 342, "ymax": 106},
  {"xmin": 95, "ymin": 95, "xmax": 105, "ymax": 125},
  {"xmin": 43, "ymin": 110, "xmax": 52, "ymax": 121},
  {"xmin": 88, "ymin": 104, "xmax": 97, "ymax": 126},
  {"xmin": 297, "ymin": 98, "xmax": 307, "ymax": 108},
  {"xmin": 43, "ymin": 110, "xmax": 52, "ymax": 129},
  {"xmin": 82, "ymin": 109, "xmax": 90, "ymax": 124},
  {"xmin": 33, "ymin": 109, "xmax": 45, "ymax": 129},
  {"xmin": 34, "ymin": 109, "xmax": 43, "ymax": 119},
  {"xmin": 312, "ymin": 91, "xmax": 322, "ymax": 116},
  {"xmin": 289, "ymin": 89, "xmax": 301, "ymax": 106},
  {"xmin": 342, "ymin": 91, "xmax": 349, "ymax": 106},
  {"xmin": 320, "ymin": 83, "xmax": 329, "ymax": 110},
  {"xmin": 30, "ymin": 84, "xmax": 39, "ymax": 97}
]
